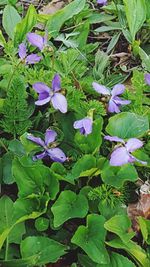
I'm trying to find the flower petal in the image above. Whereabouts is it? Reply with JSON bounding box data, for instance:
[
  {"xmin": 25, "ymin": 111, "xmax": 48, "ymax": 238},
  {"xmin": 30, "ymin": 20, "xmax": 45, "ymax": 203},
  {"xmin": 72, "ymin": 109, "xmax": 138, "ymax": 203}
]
[
  {"xmin": 104, "ymin": 135, "xmax": 124, "ymax": 143},
  {"xmin": 45, "ymin": 129, "xmax": 57, "ymax": 146},
  {"xmin": 33, "ymin": 82, "xmax": 50, "ymax": 93},
  {"xmin": 52, "ymin": 74, "xmax": 61, "ymax": 92},
  {"xmin": 132, "ymin": 156, "xmax": 147, "ymax": 165},
  {"xmin": 35, "ymin": 96, "xmax": 51, "ymax": 106},
  {"xmin": 113, "ymin": 96, "xmax": 131, "ymax": 106},
  {"xmin": 97, "ymin": 0, "xmax": 107, "ymax": 5},
  {"xmin": 125, "ymin": 138, "xmax": 143, "ymax": 152},
  {"xmin": 33, "ymin": 151, "xmax": 47, "ymax": 161},
  {"xmin": 92, "ymin": 82, "xmax": 110, "ymax": 95},
  {"xmin": 27, "ymin": 33, "xmax": 45, "ymax": 51},
  {"xmin": 26, "ymin": 54, "xmax": 42, "ymax": 64},
  {"xmin": 27, "ymin": 134, "xmax": 45, "ymax": 147},
  {"xmin": 51, "ymin": 93, "xmax": 67, "ymax": 113},
  {"xmin": 47, "ymin": 148, "xmax": 67, "ymax": 163},
  {"xmin": 145, "ymin": 73, "xmax": 150, "ymax": 86},
  {"xmin": 111, "ymin": 84, "xmax": 125, "ymax": 97},
  {"xmin": 18, "ymin": 43, "xmax": 27, "ymax": 59},
  {"xmin": 110, "ymin": 147, "xmax": 130, "ymax": 166},
  {"xmin": 108, "ymin": 99, "xmax": 120, "ymax": 113},
  {"xmin": 82, "ymin": 118, "xmax": 93, "ymax": 135},
  {"xmin": 73, "ymin": 119, "xmax": 84, "ymax": 129}
]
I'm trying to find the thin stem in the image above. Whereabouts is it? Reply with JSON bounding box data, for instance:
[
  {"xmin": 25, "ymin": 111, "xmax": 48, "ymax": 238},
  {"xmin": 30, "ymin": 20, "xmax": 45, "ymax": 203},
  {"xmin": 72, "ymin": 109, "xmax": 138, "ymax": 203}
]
[
  {"xmin": 0, "ymin": 139, "xmax": 8, "ymax": 152},
  {"xmin": 5, "ymin": 238, "xmax": 9, "ymax": 261},
  {"xmin": 7, "ymin": 61, "xmax": 21, "ymax": 91}
]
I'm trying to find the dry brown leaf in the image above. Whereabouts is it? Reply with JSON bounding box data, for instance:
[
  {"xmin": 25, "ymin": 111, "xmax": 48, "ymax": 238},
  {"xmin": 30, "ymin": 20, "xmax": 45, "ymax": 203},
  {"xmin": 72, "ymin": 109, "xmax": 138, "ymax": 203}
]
[{"xmin": 39, "ymin": 0, "xmax": 70, "ymax": 15}]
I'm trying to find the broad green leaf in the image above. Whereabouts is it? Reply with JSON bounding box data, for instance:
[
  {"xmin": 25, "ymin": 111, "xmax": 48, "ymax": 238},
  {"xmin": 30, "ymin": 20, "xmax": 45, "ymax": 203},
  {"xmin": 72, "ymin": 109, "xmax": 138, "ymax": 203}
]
[
  {"xmin": 75, "ymin": 118, "xmax": 103, "ymax": 154},
  {"xmin": 47, "ymin": 0, "xmax": 86, "ymax": 37},
  {"xmin": 71, "ymin": 214, "xmax": 109, "ymax": 264},
  {"xmin": 0, "ymin": 255, "xmax": 39, "ymax": 267},
  {"xmin": 107, "ymin": 32, "xmax": 121, "ymax": 54},
  {"xmin": 106, "ymin": 237, "xmax": 150, "ymax": 267},
  {"xmin": 2, "ymin": 152, "xmax": 14, "ymax": 184},
  {"xmin": 106, "ymin": 112, "xmax": 149, "ymax": 138},
  {"xmin": 2, "ymin": 5, "xmax": 21, "ymax": 39},
  {"xmin": 88, "ymin": 13, "xmax": 116, "ymax": 24},
  {"xmin": 78, "ymin": 252, "xmax": 136, "ymax": 267},
  {"xmin": 138, "ymin": 217, "xmax": 150, "ymax": 244},
  {"xmin": 51, "ymin": 190, "xmax": 88, "ymax": 227},
  {"xmin": 21, "ymin": 236, "xmax": 67, "ymax": 265},
  {"xmin": 8, "ymin": 139, "xmax": 25, "ymax": 156},
  {"xmin": 101, "ymin": 163, "xmax": 138, "ymax": 188},
  {"xmin": 0, "ymin": 196, "xmax": 25, "ymax": 245},
  {"xmin": 139, "ymin": 48, "xmax": 150, "ymax": 72},
  {"xmin": 0, "ymin": 30, "xmax": 6, "ymax": 47},
  {"xmin": 14, "ymin": 5, "xmax": 37, "ymax": 46},
  {"xmin": 20, "ymin": 132, "xmax": 39, "ymax": 154},
  {"xmin": 66, "ymin": 155, "xmax": 97, "ymax": 181},
  {"xmin": 35, "ymin": 217, "xmax": 49, "ymax": 232},
  {"xmin": 104, "ymin": 215, "xmax": 135, "ymax": 243},
  {"xmin": 0, "ymin": 195, "xmax": 49, "ymax": 250},
  {"xmin": 123, "ymin": 0, "xmax": 146, "ymax": 42}
]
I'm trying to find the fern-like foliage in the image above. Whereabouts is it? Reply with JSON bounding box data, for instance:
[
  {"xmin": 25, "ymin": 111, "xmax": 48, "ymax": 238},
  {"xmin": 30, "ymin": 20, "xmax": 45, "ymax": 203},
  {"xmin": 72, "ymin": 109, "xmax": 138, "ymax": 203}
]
[{"xmin": 1, "ymin": 76, "xmax": 31, "ymax": 138}]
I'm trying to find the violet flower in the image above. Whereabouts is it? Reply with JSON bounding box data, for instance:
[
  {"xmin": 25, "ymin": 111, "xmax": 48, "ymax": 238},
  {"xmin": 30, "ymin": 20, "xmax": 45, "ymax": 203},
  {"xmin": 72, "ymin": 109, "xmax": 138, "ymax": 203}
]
[
  {"xmin": 104, "ymin": 135, "xmax": 147, "ymax": 166},
  {"xmin": 27, "ymin": 129, "xmax": 67, "ymax": 163},
  {"xmin": 97, "ymin": 0, "xmax": 107, "ymax": 5},
  {"xmin": 145, "ymin": 73, "xmax": 150, "ymax": 85},
  {"xmin": 92, "ymin": 82, "xmax": 131, "ymax": 113},
  {"xmin": 33, "ymin": 74, "xmax": 67, "ymax": 113},
  {"xmin": 27, "ymin": 32, "xmax": 47, "ymax": 51},
  {"xmin": 18, "ymin": 43, "xmax": 41, "ymax": 64},
  {"xmin": 73, "ymin": 117, "xmax": 93, "ymax": 136}
]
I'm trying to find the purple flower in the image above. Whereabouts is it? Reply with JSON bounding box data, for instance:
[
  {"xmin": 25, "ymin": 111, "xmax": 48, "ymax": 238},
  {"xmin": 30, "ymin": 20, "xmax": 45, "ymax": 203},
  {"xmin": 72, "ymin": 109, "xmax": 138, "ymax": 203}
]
[
  {"xmin": 27, "ymin": 32, "xmax": 47, "ymax": 51},
  {"xmin": 18, "ymin": 43, "xmax": 41, "ymax": 64},
  {"xmin": 145, "ymin": 73, "xmax": 150, "ymax": 85},
  {"xmin": 92, "ymin": 82, "xmax": 131, "ymax": 113},
  {"xmin": 33, "ymin": 74, "xmax": 67, "ymax": 113},
  {"xmin": 104, "ymin": 135, "xmax": 147, "ymax": 166},
  {"xmin": 27, "ymin": 129, "xmax": 67, "ymax": 163},
  {"xmin": 97, "ymin": 0, "xmax": 107, "ymax": 5},
  {"xmin": 73, "ymin": 117, "xmax": 93, "ymax": 136}
]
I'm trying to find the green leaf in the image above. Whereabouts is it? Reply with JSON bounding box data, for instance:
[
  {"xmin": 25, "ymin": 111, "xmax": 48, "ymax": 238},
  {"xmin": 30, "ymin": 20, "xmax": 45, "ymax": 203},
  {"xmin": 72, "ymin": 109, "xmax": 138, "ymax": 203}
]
[
  {"xmin": 101, "ymin": 164, "xmax": 138, "ymax": 188},
  {"xmin": 2, "ymin": 152, "xmax": 14, "ymax": 184},
  {"xmin": 139, "ymin": 47, "xmax": 150, "ymax": 72},
  {"xmin": 47, "ymin": 0, "xmax": 86, "ymax": 37},
  {"xmin": 20, "ymin": 132, "xmax": 39, "ymax": 155},
  {"xmin": 35, "ymin": 217, "xmax": 49, "ymax": 232},
  {"xmin": 75, "ymin": 118, "xmax": 103, "ymax": 154},
  {"xmin": 71, "ymin": 214, "xmax": 109, "ymax": 264},
  {"xmin": 107, "ymin": 32, "xmax": 121, "ymax": 54},
  {"xmin": 106, "ymin": 112, "xmax": 149, "ymax": 138},
  {"xmin": 0, "ymin": 196, "xmax": 25, "ymax": 245},
  {"xmin": 0, "ymin": 30, "xmax": 6, "ymax": 47},
  {"xmin": 14, "ymin": 5, "xmax": 37, "ymax": 46},
  {"xmin": 78, "ymin": 252, "xmax": 136, "ymax": 267},
  {"xmin": 106, "ymin": 238, "xmax": 150, "ymax": 267},
  {"xmin": 104, "ymin": 215, "xmax": 135, "ymax": 243},
  {"xmin": 66, "ymin": 155, "xmax": 97, "ymax": 181},
  {"xmin": 21, "ymin": 236, "xmax": 67, "ymax": 264},
  {"xmin": 2, "ymin": 5, "xmax": 21, "ymax": 39},
  {"xmin": 51, "ymin": 190, "xmax": 88, "ymax": 227},
  {"xmin": 0, "ymin": 255, "xmax": 39, "ymax": 267},
  {"xmin": 138, "ymin": 217, "xmax": 150, "ymax": 244},
  {"xmin": 8, "ymin": 140, "xmax": 25, "ymax": 156},
  {"xmin": 123, "ymin": 0, "xmax": 146, "ymax": 42}
]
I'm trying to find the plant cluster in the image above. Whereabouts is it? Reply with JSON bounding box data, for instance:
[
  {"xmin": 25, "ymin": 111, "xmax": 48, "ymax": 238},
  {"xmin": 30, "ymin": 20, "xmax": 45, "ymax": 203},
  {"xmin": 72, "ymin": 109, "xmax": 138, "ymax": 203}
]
[{"xmin": 0, "ymin": 0, "xmax": 150, "ymax": 266}]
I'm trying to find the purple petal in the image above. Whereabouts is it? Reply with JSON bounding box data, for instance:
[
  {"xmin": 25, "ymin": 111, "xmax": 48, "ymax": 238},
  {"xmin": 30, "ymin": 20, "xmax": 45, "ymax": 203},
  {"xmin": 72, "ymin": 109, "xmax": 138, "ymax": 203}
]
[
  {"xmin": 26, "ymin": 54, "xmax": 42, "ymax": 64},
  {"xmin": 33, "ymin": 82, "xmax": 51, "ymax": 94},
  {"xmin": 18, "ymin": 43, "xmax": 27, "ymax": 59},
  {"xmin": 47, "ymin": 148, "xmax": 67, "ymax": 163},
  {"xmin": 110, "ymin": 147, "xmax": 130, "ymax": 166},
  {"xmin": 45, "ymin": 129, "xmax": 57, "ymax": 146},
  {"xmin": 52, "ymin": 74, "xmax": 61, "ymax": 92},
  {"xmin": 33, "ymin": 151, "xmax": 47, "ymax": 161},
  {"xmin": 132, "ymin": 156, "xmax": 147, "ymax": 165},
  {"xmin": 125, "ymin": 138, "xmax": 143, "ymax": 152},
  {"xmin": 113, "ymin": 96, "xmax": 131, "ymax": 106},
  {"xmin": 97, "ymin": 0, "xmax": 107, "ymax": 5},
  {"xmin": 82, "ymin": 118, "xmax": 93, "ymax": 135},
  {"xmin": 145, "ymin": 73, "xmax": 150, "ymax": 86},
  {"xmin": 27, "ymin": 134, "xmax": 45, "ymax": 147},
  {"xmin": 73, "ymin": 119, "xmax": 84, "ymax": 129},
  {"xmin": 104, "ymin": 135, "xmax": 124, "ymax": 143},
  {"xmin": 35, "ymin": 95, "xmax": 51, "ymax": 106},
  {"xmin": 111, "ymin": 84, "xmax": 125, "ymax": 97},
  {"xmin": 27, "ymin": 33, "xmax": 45, "ymax": 51},
  {"xmin": 92, "ymin": 82, "xmax": 110, "ymax": 95},
  {"xmin": 51, "ymin": 93, "xmax": 67, "ymax": 113},
  {"xmin": 108, "ymin": 99, "xmax": 120, "ymax": 113}
]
